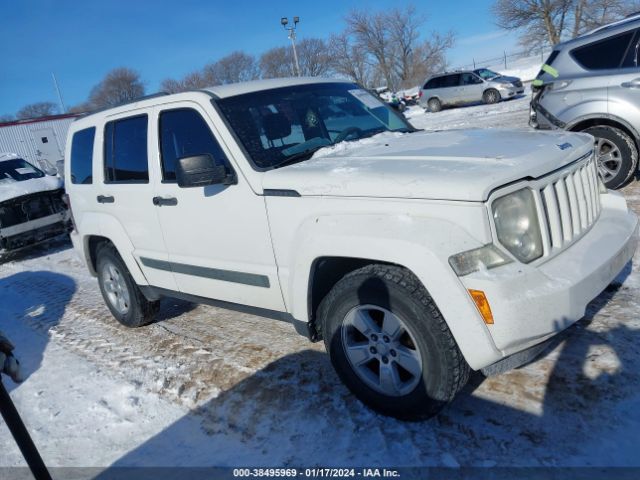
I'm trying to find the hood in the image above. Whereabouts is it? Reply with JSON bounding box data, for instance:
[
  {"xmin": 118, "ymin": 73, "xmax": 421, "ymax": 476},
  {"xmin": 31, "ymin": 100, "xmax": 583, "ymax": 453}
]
[
  {"xmin": 262, "ymin": 129, "xmax": 593, "ymax": 202},
  {"xmin": 0, "ymin": 175, "xmax": 63, "ymax": 203}
]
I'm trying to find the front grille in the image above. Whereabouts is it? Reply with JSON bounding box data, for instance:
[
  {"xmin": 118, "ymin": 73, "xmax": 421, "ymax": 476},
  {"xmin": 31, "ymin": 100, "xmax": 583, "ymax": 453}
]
[
  {"xmin": 0, "ymin": 189, "xmax": 67, "ymax": 229},
  {"xmin": 537, "ymin": 155, "xmax": 600, "ymax": 253}
]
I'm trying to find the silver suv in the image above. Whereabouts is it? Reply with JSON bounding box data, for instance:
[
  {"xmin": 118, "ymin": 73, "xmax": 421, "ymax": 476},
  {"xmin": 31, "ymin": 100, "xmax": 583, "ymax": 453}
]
[
  {"xmin": 530, "ymin": 15, "xmax": 640, "ymax": 189},
  {"xmin": 419, "ymin": 69, "xmax": 524, "ymax": 112}
]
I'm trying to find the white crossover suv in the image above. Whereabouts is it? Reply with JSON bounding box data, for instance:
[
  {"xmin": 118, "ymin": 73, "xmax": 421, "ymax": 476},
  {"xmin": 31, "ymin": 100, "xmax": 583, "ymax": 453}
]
[{"xmin": 64, "ymin": 78, "xmax": 638, "ymax": 419}]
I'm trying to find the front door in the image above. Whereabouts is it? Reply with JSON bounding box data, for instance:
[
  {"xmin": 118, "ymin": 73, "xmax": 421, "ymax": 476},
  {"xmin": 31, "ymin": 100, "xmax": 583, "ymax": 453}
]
[{"xmin": 150, "ymin": 103, "xmax": 285, "ymax": 312}]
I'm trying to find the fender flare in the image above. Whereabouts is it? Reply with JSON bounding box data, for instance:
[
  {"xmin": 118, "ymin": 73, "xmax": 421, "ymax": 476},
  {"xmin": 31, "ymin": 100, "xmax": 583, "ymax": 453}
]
[
  {"xmin": 282, "ymin": 214, "xmax": 501, "ymax": 370},
  {"xmin": 566, "ymin": 113, "xmax": 640, "ymax": 144},
  {"xmin": 77, "ymin": 213, "xmax": 149, "ymax": 285}
]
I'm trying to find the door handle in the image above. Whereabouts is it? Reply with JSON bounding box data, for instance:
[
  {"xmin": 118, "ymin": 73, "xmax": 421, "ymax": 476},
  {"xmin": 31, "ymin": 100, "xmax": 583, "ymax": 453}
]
[
  {"xmin": 97, "ymin": 195, "xmax": 115, "ymax": 204},
  {"xmin": 152, "ymin": 196, "xmax": 178, "ymax": 206},
  {"xmin": 621, "ymin": 78, "xmax": 640, "ymax": 88}
]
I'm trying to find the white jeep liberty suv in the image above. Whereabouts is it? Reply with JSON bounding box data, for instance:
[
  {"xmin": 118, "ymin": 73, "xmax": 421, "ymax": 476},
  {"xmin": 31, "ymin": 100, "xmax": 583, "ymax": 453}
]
[{"xmin": 65, "ymin": 78, "xmax": 638, "ymax": 419}]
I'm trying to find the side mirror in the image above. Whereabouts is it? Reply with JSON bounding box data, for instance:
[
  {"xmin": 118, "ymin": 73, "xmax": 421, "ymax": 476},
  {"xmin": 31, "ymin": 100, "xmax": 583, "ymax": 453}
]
[{"xmin": 175, "ymin": 154, "xmax": 236, "ymax": 188}]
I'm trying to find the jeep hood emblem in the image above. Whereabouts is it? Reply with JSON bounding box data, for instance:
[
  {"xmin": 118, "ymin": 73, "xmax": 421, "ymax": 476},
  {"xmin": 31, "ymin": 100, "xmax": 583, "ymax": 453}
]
[{"xmin": 557, "ymin": 142, "xmax": 572, "ymax": 150}]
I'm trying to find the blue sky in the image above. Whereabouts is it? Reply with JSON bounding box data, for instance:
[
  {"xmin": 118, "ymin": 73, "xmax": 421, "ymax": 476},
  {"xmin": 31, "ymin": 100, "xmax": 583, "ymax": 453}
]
[{"xmin": 0, "ymin": 0, "xmax": 520, "ymax": 116}]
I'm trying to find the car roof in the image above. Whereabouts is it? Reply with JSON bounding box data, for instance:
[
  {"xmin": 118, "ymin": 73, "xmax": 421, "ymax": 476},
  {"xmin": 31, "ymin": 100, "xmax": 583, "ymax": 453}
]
[
  {"xmin": 204, "ymin": 77, "xmax": 353, "ymax": 98},
  {"xmin": 71, "ymin": 77, "xmax": 356, "ymax": 127},
  {"xmin": 0, "ymin": 152, "xmax": 20, "ymax": 162}
]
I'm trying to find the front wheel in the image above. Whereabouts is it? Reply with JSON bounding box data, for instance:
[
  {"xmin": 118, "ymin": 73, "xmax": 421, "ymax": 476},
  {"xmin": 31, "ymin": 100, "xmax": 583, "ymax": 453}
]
[
  {"xmin": 318, "ymin": 265, "xmax": 469, "ymax": 420},
  {"xmin": 583, "ymin": 126, "xmax": 638, "ymax": 189},
  {"xmin": 482, "ymin": 89, "xmax": 501, "ymax": 104},
  {"xmin": 96, "ymin": 243, "xmax": 159, "ymax": 327}
]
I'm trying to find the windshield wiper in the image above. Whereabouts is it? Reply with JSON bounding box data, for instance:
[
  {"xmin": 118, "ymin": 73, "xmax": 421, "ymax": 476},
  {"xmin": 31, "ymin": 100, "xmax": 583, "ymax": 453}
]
[{"xmin": 272, "ymin": 146, "xmax": 326, "ymax": 169}]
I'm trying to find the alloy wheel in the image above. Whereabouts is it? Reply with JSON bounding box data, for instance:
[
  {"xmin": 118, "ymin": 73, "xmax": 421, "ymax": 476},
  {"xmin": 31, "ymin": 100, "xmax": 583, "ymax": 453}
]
[{"xmin": 341, "ymin": 305, "xmax": 423, "ymax": 397}]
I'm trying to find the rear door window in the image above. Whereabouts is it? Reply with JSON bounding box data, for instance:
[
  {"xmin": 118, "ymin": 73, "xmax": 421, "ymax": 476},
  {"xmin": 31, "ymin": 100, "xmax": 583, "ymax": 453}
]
[
  {"xmin": 440, "ymin": 74, "xmax": 461, "ymax": 88},
  {"xmin": 571, "ymin": 30, "xmax": 635, "ymax": 70},
  {"xmin": 70, "ymin": 127, "xmax": 95, "ymax": 184},
  {"xmin": 104, "ymin": 115, "xmax": 149, "ymax": 183},
  {"xmin": 158, "ymin": 108, "xmax": 228, "ymax": 182}
]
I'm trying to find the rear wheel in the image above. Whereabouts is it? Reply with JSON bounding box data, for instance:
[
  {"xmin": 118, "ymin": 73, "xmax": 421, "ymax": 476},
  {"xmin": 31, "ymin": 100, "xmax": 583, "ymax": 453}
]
[
  {"xmin": 427, "ymin": 97, "xmax": 442, "ymax": 113},
  {"xmin": 482, "ymin": 89, "xmax": 501, "ymax": 104},
  {"xmin": 318, "ymin": 264, "xmax": 469, "ymax": 420},
  {"xmin": 96, "ymin": 243, "xmax": 159, "ymax": 327},
  {"xmin": 582, "ymin": 126, "xmax": 637, "ymax": 189}
]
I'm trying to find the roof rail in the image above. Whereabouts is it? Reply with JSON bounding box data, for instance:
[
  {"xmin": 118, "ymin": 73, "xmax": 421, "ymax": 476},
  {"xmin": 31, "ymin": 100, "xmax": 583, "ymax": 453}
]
[
  {"xmin": 586, "ymin": 13, "xmax": 640, "ymax": 35},
  {"xmin": 77, "ymin": 91, "xmax": 170, "ymax": 118}
]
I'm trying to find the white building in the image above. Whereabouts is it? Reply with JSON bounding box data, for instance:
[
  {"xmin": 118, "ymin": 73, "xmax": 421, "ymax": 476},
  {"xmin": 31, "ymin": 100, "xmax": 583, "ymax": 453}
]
[{"xmin": 0, "ymin": 114, "xmax": 81, "ymax": 175}]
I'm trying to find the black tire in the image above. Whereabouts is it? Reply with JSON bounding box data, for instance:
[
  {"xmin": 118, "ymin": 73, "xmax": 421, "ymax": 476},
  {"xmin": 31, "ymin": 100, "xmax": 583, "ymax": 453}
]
[
  {"xmin": 96, "ymin": 243, "xmax": 159, "ymax": 327},
  {"xmin": 582, "ymin": 126, "xmax": 638, "ymax": 189},
  {"xmin": 482, "ymin": 88, "xmax": 501, "ymax": 104},
  {"xmin": 427, "ymin": 97, "xmax": 442, "ymax": 113},
  {"xmin": 318, "ymin": 264, "xmax": 469, "ymax": 420}
]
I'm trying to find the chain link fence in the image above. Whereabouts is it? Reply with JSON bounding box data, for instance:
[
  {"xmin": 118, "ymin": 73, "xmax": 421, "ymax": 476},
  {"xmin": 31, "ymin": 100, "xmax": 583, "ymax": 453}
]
[{"xmin": 455, "ymin": 47, "xmax": 551, "ymax": 72}]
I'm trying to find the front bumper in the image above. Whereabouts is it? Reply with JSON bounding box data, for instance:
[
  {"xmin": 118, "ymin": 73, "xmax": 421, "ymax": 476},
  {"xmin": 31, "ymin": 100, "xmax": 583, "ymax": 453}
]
[
  {"xmin": 497, "ymin": 84, "xmax": 524, "ymax": 98},
  {"xmin": 461, "ymin": 191, "xmax": 638, "ymax": 357}
]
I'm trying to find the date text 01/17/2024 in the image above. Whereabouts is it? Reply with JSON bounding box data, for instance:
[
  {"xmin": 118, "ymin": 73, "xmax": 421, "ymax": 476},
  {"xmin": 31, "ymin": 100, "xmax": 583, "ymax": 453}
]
[{"xmin": 232, "ymin": 468, "xmax": 400, "ymax": 478}]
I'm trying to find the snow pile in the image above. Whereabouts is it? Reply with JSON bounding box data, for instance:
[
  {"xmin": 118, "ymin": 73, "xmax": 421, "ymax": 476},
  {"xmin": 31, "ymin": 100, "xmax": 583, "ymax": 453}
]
[{"xmin": 310, "ymin": 131, "xmax": 407, "ymax": 159}]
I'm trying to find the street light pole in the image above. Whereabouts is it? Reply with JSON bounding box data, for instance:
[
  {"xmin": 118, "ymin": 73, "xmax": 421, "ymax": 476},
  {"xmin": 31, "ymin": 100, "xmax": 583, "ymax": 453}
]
[{"xmin": 281, "ymin": 16, "xmax": 301, "ymax": 77}]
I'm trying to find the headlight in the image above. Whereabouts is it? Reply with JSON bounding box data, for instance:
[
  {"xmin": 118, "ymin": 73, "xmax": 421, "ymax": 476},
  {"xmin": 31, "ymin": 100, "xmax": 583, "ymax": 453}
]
[{"xmin": 492, "ymin": 188, "xmax": 543, "ymax": 263}]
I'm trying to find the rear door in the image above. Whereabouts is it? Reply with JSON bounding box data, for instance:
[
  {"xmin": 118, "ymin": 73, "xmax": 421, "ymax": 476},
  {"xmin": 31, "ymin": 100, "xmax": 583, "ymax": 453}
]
[
  {"xmin": 440, "ymin": 74, "xmax": 462, "ymax": 104},
  {"xmin": 605, "ymin": 29, "xmax": 640, "ymax": 128},
  {"xmin": 97, "ymin": 110, "xmax": 177, "ymax": 291},
  {"xmin": 150, "ymin": 102, "xmax": 285, "ymax": 312}
]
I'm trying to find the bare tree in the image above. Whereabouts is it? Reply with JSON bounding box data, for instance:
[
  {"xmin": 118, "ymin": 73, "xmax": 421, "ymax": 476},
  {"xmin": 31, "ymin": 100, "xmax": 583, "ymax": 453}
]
[
  {"xmin": 494, "ymin": 0, "xmax": 638, "ymax": 48},
  {"xmin": 67, "ymin": 102, "xmax": 92, "ymax": 114},
  {"xmin": 328, "ymin": 33, "xmax": 372, "ymax": 85},
  {"xmin": 260, "ymin": 46, "xmax": 296, "ymax": 78},
  {"xmin": 346, "ymin": 9, "xmax": 396, "ymax": 88},
  {"xmin": 580, "ymin": 0, "xmax": 640, "ymax": 31},
  {"xmin": 403, "ymin": 34, "xmax": 454, "ymax": 88},
  {"xmin": 204, "ymin": 51, "xmax": 260, "ymax": 85},
  {"xmin": 345, "ymin": 5, "xmax": 453, "ymax": 90},
  {"xmin": 160, "ymin": 71, "xmax": 209, "ymax": 94},
  {"xmin": 296, "ymin": 38, "xmax": 332, "ymax": 76},
  {"xmin": 88, "ymin": 67, "xmax": 145, "ymax": 109},
  {"xmin": 16, "ymin": 102, "xmax": 59, "ymax": 120},
  {"xmin": 0, "ymin": 114, "xmax": 15, "ymax": 123}
]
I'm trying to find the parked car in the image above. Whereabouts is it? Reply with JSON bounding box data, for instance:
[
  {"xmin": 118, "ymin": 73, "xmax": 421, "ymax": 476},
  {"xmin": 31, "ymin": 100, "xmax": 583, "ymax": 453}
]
[
  {"xmin": 0, "ymin": 153, "xmax": 70, "ymax": 257},
  {"xmin": 530, "ymin": 14, "xmax": 640, "ymax": 189},
  {"xmin": 65, "ymin": 78, "xmax": 638, "ymax": 419},
  {"xmin": 419, "ymin": 69, "xmax": 524, "ymax": 112}
]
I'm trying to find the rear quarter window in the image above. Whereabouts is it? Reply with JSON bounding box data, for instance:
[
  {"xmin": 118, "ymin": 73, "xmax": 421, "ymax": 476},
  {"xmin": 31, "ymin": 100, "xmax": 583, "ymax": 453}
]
[
  {"xmin": 571, "ymin": 30, "xmax": 635, "ymax": 70},
  {"xmin": 424, "ymin": 77, "xmax": 442, "ymax": 89},
  {"xmin": 70, "ymin": 127, "xmax": 95, "ymax": 185}
]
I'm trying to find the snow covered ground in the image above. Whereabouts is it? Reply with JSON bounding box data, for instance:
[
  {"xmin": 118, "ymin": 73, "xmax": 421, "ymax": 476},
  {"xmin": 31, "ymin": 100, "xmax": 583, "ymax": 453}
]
[{"xmin": 2, "ymin": 96, "xmax": 640, "ymax": 475}]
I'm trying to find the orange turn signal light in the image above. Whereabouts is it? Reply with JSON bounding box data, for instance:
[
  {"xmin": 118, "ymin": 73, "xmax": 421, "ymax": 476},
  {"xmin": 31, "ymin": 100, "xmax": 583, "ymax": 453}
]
[{"xmin": 468, "ymin": 289, "xmax": 494, "ymax": 325}]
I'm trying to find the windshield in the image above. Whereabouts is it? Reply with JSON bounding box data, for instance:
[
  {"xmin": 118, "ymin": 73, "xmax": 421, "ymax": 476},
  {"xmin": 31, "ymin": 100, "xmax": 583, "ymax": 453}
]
[
  {"xmin": 474, "ymin": 68, "xmax": 500, "ymax": 79},
  {"xmin": 216, "ymin": 82, "xmax": 413, "ymax": 170},
  {"xmin": 0, "ymin": 158, "xmax": 45, "ymax": 183}
]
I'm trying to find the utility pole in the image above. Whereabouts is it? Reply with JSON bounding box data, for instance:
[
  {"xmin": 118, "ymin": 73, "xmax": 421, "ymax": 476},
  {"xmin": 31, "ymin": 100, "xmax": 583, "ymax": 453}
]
[
  {"xmin": 281, "ymin": 16, "xmax": 301, "ymax": 77},
  {"xmin": 51, "ymin": 73, "xmax": 66, "ymax": 113}
]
